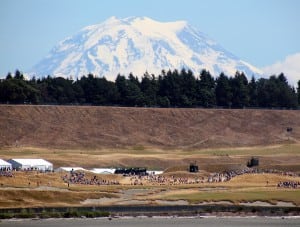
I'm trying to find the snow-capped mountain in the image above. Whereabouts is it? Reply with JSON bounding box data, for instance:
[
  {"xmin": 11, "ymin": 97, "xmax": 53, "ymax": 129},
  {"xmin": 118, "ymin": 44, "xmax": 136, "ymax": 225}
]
[{"xmin": 30, "ymin": 16, "xmax": 262, "ymax": 80}]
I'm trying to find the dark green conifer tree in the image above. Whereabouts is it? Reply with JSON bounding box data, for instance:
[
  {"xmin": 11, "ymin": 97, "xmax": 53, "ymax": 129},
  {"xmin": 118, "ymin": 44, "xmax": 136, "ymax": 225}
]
[{"xmin": 215, "ymin": 73, "xmax": 232, "ymax": 108}]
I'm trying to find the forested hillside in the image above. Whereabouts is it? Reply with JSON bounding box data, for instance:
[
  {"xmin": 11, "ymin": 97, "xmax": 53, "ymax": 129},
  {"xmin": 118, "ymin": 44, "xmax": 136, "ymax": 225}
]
[{"xmin": 0, "ymin": 69, "xmax": 299, "ymax": 108}]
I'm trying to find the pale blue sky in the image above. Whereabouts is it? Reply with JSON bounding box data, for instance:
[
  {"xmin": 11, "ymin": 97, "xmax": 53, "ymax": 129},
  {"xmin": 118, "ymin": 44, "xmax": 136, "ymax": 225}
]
[{"xmin": 0, "ymin": 0, "xmax": 299, "ymax": 79}]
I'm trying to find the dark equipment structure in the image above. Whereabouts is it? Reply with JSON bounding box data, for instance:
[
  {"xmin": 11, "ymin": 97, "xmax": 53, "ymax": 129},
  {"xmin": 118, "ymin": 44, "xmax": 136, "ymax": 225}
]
[
  {"xmin": 287, "ymin": 127, "xmax": 293, "ymax": 140},
  {"xmin": 247, "ymin": 157, "xmax": 259, "ymax": 168},
  {"xmin": 114, "ymin": 167, "xmax": 148, "ymax": 176},
  {"xmin": 189, "ymin": 163, "xmax": 199, "ymax": 173}
]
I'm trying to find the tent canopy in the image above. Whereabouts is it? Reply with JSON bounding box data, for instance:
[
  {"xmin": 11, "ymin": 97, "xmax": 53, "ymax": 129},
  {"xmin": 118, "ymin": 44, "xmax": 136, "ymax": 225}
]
[
  {"xmin": 56, "ymin": 167, "xmax": 86, "ymax": 172},
  {"xmin": 0, "ymin": 159, "xmax": 12, "ymax": 168},
  {"xmin": 9, "ymin": 159, "xmax": 52, "ymax": 167},
  {"xmin": 90, "ymin": 168, "xmax": 116, "ymax": 174},
  {"xmin": 7, "ymin": 158, "xmax": 53, "ymax": 171}
]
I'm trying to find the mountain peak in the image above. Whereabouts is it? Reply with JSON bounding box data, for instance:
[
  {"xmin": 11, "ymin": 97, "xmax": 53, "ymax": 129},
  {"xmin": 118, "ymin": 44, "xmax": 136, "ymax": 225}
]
[{"xmin": 29, "ymin": 17, "xmax": 262, "ymax": 80}]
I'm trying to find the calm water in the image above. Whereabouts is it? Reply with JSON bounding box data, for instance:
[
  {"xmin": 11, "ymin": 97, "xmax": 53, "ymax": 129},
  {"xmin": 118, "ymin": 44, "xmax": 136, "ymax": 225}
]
[{"xmin": 1, "ymin": 217, "xmax": 300, "ymax": 227}]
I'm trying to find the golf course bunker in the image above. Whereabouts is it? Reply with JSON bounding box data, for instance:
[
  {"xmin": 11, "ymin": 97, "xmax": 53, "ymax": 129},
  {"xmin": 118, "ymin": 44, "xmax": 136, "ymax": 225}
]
[
  {"xmin": 81, "ymin": 188, "xmax": 157, "ymax": 205},
  {"xmin": 154, "ymin": 200, "xmax": 189, "ymax": 205}
]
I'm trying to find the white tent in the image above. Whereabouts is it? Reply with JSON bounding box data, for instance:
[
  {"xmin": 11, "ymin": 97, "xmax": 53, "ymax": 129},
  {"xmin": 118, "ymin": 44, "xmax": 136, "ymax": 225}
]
[
  {"xmin": 0, "ymin": 159, "xmax": 12, "ymax": 170},
  {"xmin": 147, "ymin": 170, "xmax": 164, "ymax": 175},
  {"xmin": 56, "ymin": 167, "xmax": 86, "ymax": 172},
  {"xmin": 90, "ymin": 168, "xmax": 116, "ymax": 174},
  {"xmin": 7, "ymin": 159, "xmax": 53, "ymax": 171}
]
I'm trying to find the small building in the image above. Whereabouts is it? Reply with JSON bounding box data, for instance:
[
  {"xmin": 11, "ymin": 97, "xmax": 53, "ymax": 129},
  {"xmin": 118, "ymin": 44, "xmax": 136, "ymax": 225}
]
[
  {"xmin": 189, "ymin": 163, "xmax": 199, "ymax": 173},
  {"xmin": 7, "ymin": 159, "xmax": 53, "ymax": 171},
  {"xmin": 0, "ymin": 159, "xmax": 12, "ymax": 171},
  {"xmin": 247, "ymin": 157, "xmax": 259, "ymax": 168}
]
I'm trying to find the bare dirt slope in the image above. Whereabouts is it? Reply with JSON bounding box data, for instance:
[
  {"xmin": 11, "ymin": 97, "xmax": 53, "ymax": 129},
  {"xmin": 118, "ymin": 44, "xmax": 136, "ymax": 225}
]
[{"xmin": 0, "ymin": 105, "xmax": 299, "ymax": 149}]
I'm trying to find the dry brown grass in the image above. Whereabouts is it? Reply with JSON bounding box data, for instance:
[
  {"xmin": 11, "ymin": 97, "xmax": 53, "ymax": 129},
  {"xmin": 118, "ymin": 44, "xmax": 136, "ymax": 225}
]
[
  {"xmin": 227, "ymin": 173, "xmax": 300, "ymax": 187},
  {"xmin": 1, "ymin": 105, "xmax": 300, "ymax": 208},
  {"xmin": 0, "ymin": 105, "xmax": 299, "ymax": 149},
  {"xmin": 1, "ymin": 171, "xmax": 300, "ymax": 207},
  {"xmin": 148, "ymin": 174, "xmax": 300, "ymax": 205},
  {"xmin": 0, "ymin": 190, "xmax": 117, "ymax": 208},
  {"xmin": 1, "ymin": 144, "xmax": 300, "ymax": 172},
  {"xmin": 157, "ymin": 188, "xmax": 300, "ymax": 205},
  {"xmin": 0, "ymin": 171, "xmax": 64, "ymax": 188},
  {"xmin": 0, "ymin": 171, "xmax": 123, "ymax": 190},
  {"xmin": 0, "ymin": 171, "xmax": 120, "ymax": 208}
]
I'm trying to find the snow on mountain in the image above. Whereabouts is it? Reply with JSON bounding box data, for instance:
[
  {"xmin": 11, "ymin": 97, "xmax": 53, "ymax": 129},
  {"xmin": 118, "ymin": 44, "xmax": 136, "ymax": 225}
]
[{"xmin": 29, "ymin": 16, "xmax": 263, "ymax": 80}]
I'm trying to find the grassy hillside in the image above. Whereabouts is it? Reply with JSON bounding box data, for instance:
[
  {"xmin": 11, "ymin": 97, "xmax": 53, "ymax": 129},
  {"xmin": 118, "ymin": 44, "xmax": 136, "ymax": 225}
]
[{"xmin": 0, "ymin": 105, "xmax": 299, "ymax": 149}]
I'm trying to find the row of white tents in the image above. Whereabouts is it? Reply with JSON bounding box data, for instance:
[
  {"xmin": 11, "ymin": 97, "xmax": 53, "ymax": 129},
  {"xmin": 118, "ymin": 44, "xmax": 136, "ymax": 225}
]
[
  {"xmin": 0, "ymin": 159, "xmax": 163, "ymax": 175},
  {"xmin": 0, "ymin": 159, "xmax": 12, "ymax": 170},
  {"xmin": 56, "ymin": 167, "xmax": 116, "ymax": 174},
  {"xmin": 56, "ymin": 167, "xmax": 163, "ymax": 175},
  {"xmin": 0, "ymin": 158, "xmax": 53, "ymax": 171}
]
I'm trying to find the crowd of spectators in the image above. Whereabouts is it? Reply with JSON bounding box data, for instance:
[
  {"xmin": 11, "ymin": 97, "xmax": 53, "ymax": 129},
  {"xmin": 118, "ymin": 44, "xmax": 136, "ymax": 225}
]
[
  {"xmin": 129, "ymin": 173, "xmax": 204, "ymax": 186},
  {"xmin": 0, "ymin": 167, "xmax": 13, "ymax": 177},
  {"xmin": 2, "ymin": 163, "xmax": 300, "ymax": 190},
  {"xmin": 61, "ymin": 170, "xmax": 119, "ymax": 186},
  {"xmin": 208, "ymin": 168, "xmax": 300, "ymax": 183},
  {"xmin": 127, "ymin": 168, "xmax": 300, "ymax": 187},
  {"xmin": 277, "ymin": 181, "xmax": 300, "ymax": 188},
  {"xmin": 208, "ymin": 168, "xmax": 261, "ymax": 183}
]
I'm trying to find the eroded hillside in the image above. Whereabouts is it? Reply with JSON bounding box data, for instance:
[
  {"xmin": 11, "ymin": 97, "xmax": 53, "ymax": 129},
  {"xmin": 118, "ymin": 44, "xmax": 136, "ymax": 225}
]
[{"xmin": 0, "ymin": 105, "xmax": 299, "ymax": 149}]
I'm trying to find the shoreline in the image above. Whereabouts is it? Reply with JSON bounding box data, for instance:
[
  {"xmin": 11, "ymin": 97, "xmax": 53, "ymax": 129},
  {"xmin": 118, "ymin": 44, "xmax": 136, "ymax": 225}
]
[
  {"xmin": 1, "ymin": 204, "xmax": 300, "ymax": 219},
  {"xmin": 3, "ymin": 216, "xmax": 300, "ymax": 227},
  {"xmin": 3, "ymin": 215, "xmax": 300, "ymax": 220}
]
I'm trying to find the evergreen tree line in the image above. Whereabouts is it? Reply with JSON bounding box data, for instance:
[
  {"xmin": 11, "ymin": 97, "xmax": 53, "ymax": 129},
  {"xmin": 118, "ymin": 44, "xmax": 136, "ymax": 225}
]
[{"xmin": 0, "ymin": 69, "xmax": 299, "ymax": 109}]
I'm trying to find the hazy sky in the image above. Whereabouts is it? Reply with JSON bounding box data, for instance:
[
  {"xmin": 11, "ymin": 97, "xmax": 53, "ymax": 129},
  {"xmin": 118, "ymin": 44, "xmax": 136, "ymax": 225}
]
[{"xmin": 0, "ymin": 0, "xmax": 299, "ymax": 84}]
